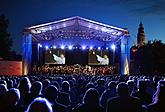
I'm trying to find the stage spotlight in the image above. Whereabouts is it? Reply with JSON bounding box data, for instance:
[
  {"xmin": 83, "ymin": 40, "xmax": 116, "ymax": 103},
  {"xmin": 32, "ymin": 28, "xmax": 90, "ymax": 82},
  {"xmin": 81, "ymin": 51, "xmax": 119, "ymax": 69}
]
[
  {"xmin": 106, "ymin": 47, "xmax": 109, "ymax": 50},
  {"xmin": 111, "ymin": 44, "xmax": 116, "ymax": 51},
  {"xmin": 98, "ymin": 47, "xmax": 101, "ymax": 50},
  {"xmin": 53, "ymin": 45, "xmax": 56, "ymax": 49},
  {"xmin": 61, "ymin": 45, "xmax": 65, "ymax": 49},
  {"xmin": 38, "ymin": 44, "xmax": 42, "ymax": 48},
  {"xmin": 45, "ymin": 45, "xmax": 49, "ymax": 50},
  {"xmin": 68, "ymin": 45, "xmax": 73, "ymax": 50},
  {"xmin": 90, "ymin": 46, "xmax": 93, "ymax": 50},
  {"xmin": 82, "ymin": 46, "xmax": 86, "ymax": 50}
]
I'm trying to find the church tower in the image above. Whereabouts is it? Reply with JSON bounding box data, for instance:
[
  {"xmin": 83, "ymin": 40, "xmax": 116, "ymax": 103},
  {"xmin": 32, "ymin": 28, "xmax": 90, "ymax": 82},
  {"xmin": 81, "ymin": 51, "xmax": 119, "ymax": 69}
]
[{"xmin": 137, "ymin": 22, "xmax": 145, "ymax": 47}]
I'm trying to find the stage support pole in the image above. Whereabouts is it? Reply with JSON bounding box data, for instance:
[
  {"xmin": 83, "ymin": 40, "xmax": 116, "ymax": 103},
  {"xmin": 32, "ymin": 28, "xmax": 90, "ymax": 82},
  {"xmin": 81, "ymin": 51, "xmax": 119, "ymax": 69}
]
[
  {"xmin": 37, "ymin": 43, "xmax": 40, "ymax": 65},
  {"xmin": 22, "ymin": 33, "xmax": 32, "ymax": 75},
  {"xmin": 120, "ymin": 35, "xmax": 130, "ymax": 75},
  {"xmin": 112, "ymin": 48, "xmax": 115, "ymax": 65}
]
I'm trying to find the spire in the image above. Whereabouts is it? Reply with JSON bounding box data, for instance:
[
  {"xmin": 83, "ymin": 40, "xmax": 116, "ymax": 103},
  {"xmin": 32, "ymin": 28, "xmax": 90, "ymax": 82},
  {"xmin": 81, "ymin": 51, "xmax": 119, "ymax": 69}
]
[
  {"xmin": 139, "ymin": 21, "xmax": 143, "ymax": 27},
  {"xmin": 137, "ymin": 21, "xmax": 145, "ymax": 48}
]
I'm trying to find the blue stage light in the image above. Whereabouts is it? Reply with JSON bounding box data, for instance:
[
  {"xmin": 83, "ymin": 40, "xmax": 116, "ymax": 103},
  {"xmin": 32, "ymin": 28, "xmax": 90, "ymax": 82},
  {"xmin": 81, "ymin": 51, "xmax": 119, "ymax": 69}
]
[
  {"xmin": 82, "ymin": 46, "xmax": 86, "ymax": 50},
  {"xmin": 45, "ymin": 45, "xmax": 49, "ymax": 50},
  {"xmin": 68, "ymin": 45, "xmax": 73, "ymax": 50},
  {"xmin": 61, "ymin": 45, "xmax": 65, "ymax": 49},
  {"xmin": 106, "ymin": 47, "xmax": 109, "ymax": 50},
  {"xmin": 38, "ymin": 44, "xmax": 42, "ymax": 47},
  {"xmin": 53, "ymin": 45, "xmax": 56, "ymax": 49},
  {"xmin": 98, "ymin": 47, "xmax": 101, "ymax": 50},
  {"xmin": 90, "ymin": 46, "xmax": 93, "ymax": 50},
  {"xmin": 111, "ymin": 44, "xmax": 116, "ymax": 51}
]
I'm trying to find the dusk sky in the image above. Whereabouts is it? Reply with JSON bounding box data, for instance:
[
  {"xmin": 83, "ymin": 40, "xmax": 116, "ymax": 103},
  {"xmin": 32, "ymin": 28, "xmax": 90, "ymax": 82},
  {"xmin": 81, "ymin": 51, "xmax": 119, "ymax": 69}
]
[{"xmin": 0, "ymin": 0, "xmax": 165, "ymax": 54}]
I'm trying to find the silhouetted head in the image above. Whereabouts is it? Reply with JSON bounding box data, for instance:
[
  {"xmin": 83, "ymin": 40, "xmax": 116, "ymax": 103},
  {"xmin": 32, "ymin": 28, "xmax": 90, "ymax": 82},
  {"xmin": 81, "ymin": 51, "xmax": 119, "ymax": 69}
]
[
  {"xmin": 42, "ymin": 79, "xmax": 50, "ymax": 91},
  {"xmin": 108, "ymin": 81, "xmax": 117, "ymax": 89},
  {"xmin": 138, "ymin": 80, "xmax": 146, "ymax": 91},
  {"xmin": 153, "ymin": 76, "xmax": 159, "ymax": 83},
  {"xmin": 83, "ymin": 88, "xmax": 99, "ymax": 106},
  {"xmin": 18, "ymin": 77, "xmax": 31, "ymax": 94},
  {"xmin": 86, "ymin": 82, "xmax": 95, "ymax": 90},
  {"xmin": 51, "ymin": 81, "xmax": 60, "ymax": 90},
  {"xmin": 31, "ymin": 81, "xmax": 42, "ymax": 96},
  {"xmin": 61, "ymin": 81, "xmax": 70, "ymax": 92},
  {"xmin": 117, "ymin": 82, "xmax": 129, "ymax": 97},
  {"xmin": 68, "ymin": 80, "xmax": 74, "ymax": 88},
  {"xmin": 0, "ymin": 80, "xmax": 7, "ymax": 86},
  {"xmin": 153, "ymin": 85, "xmax": 165, "ymax": 104},
  {"xmin": 6, "ymin": 88, "xmax": 20, "ymax": 106},
  {"xmin": 78, "ymin": 78, "xmax": 84, "ymax": 86},
  {"xmin": 26, "ymin": 97, "xmax": 53, "ymax": 112},
  {"xmin": 44, "ymin": 85, "xmax": 58, "ymax": 103},
  {"xmin": 127, "ymin": 80, "xmax": 136, "ymax": 94},
  {"xmin": 0, "ymin": 84, "xmax": 8, "ymax": 95},
  {"xmin": 158, "ymin": 80, "xmax": 165, "ymax": 87},
  {"xmin": 97, "ymin": 79, "xmax": 105, "ymax": 87},
  {"xmin": 7, "ymin": 80, "xmax": 13, "ymax": 89}
]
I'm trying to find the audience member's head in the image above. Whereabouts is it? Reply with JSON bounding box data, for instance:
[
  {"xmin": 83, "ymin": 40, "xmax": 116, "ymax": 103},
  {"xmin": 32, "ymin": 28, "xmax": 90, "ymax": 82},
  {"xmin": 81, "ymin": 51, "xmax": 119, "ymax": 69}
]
[
  {"xmin": 68, "ymin": 80, "xmax": 74, "ymax": 88},
  {"xmin": 138, "ymin": 80, "xmax": 147, "ymax": 91},
  {"xmin": 97, "ymin": 79, "xmax": 105, "ymax": 87},
  {"xmin": 6, "ymin": 88, "xmax": 20, "ymax": 106},
  {"xmin": 83, "ymin": 88, "xmax": 99, "ymax": 106},
  {"xmin": 117, "ymin": 82, "xmax": 129, "ymax": 97},
  {"xmin": 51, "ymin": 81, "xmax": 60, "ymax": 90},
  {"xmin": 86, "ymin": 82, "xmax": 95, "ymax": 90},
  {"xmin": 7, "ymin": 80, "xmax": 13, "ymax": 89},
  {"xmin": 127, "ymin": 80, "xmax": 136, "ymax": 94},
  {"xmin": 61, "ymin": 81, "xmax": 70, "ymax": 92},
  {"xmin": 153, "ymin": 76, "xmax": 159, "ymax": 83},
  {"xmin": 0, "ymin": 84, "xmax": 8, "ymax": 95},
  {"xmin": 108, "ymin": 81, "xmax": 117, "ymax": 89},
  {"xmin": 0, "ymin": 80, "xmax": 7, "ymax": 86},
  {"xmin": 18, "ymin": 77, "xmax": 31, "ymax": 94},
  {"xmin": 44, "ymin": 85, "xmax": 58, "ymax": 103},
  {"xmin": 26, "ymin": 97, "xmax": 53, "ymax": 112},
  {"xmin": 31, "ymin": 81, "xmax": 42, "ymax": 96},
  {"xmin": 158, "ymin": 80, "xmax": 165, "ymax": 87},
  {"xmin": 42, "ymin": 79, "xmax": 50, "ymax": 91},
  {"xmin": 153, "ymin": 85, "xmax": 165, "ymax": 104}
]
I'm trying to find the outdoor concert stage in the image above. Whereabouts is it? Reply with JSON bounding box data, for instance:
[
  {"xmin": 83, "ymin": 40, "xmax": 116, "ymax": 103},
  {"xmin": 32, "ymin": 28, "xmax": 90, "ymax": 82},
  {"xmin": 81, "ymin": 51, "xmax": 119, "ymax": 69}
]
[{"xmin": 22, "ymin": 16, "xmax": 130, "ymax": 75}]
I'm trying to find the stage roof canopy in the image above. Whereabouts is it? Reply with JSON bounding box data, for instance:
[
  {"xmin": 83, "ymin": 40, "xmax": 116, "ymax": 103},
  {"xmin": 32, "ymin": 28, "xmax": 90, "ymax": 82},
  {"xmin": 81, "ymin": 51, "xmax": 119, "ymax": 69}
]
[{"xmin": 25, "ymin": 16, "xmax": 129, "ymax": 42}]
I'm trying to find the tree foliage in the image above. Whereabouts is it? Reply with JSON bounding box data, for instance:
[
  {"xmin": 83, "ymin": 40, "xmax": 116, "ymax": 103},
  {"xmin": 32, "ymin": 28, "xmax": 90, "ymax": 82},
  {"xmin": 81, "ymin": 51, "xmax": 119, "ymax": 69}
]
[
  {"xmin": 132, "ymin": 40, "xmax": 165, "ymax": 74},
  {"xmin": 0, "ymin": 15, "xmax": 12, "ymax": 58}
]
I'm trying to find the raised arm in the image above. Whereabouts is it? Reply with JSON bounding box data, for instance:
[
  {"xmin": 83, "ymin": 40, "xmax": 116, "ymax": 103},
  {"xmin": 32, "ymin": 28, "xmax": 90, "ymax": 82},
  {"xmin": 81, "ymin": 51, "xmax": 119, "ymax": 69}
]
[
  {"xmin": 96, "ymin": 55, "xmax": 103, "ymax": 62},
  {"xmin": 52, "ymin": 54, "xmax": 61, "ymax": 61}
]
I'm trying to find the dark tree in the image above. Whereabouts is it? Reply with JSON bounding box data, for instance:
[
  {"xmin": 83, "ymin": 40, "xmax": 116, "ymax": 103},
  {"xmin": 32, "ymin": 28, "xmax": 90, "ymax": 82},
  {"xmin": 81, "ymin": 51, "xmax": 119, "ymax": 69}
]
[
  {"xmin": 132, "ymin": 40, "xmax": 165, "ymax": 75},
  {"xmin": 0, "ymin": 15, "xmax": 12, "ymax": 58}
]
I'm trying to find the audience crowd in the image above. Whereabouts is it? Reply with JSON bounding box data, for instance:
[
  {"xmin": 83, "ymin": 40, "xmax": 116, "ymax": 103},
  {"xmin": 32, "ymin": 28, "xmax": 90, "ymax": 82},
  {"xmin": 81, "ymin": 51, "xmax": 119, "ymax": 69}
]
[{"xmin": 0, "ymin": 72, "xmax": 164, "ymax": 112}]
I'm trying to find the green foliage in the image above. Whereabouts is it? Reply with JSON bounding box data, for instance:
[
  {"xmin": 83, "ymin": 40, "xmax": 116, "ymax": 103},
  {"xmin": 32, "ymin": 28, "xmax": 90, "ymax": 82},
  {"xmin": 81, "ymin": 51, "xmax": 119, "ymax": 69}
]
[
  {"xmin": 133, "ymin": 40, "xmax": 165, "ymax": 74},
  {"xmin": 0, "ymin": 15, "xmax": 13, "ymax": 58}
]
